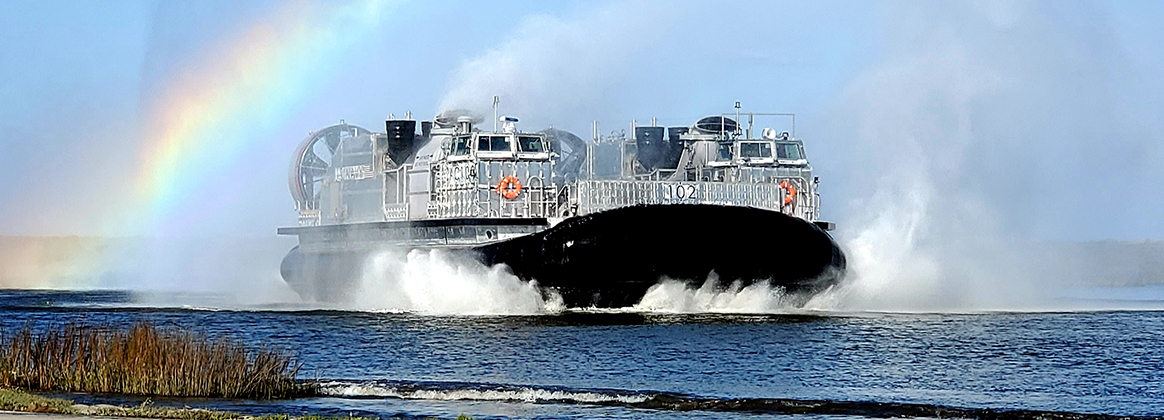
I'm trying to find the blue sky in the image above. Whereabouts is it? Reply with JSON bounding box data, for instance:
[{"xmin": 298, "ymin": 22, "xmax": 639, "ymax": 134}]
[{"xmin": 0, "ymin": 0, "xmax": 1161, "ymax": 242}]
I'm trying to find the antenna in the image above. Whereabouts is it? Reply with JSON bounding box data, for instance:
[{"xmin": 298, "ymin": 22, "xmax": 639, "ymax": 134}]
[{"xmin": 492, "ymin": 95, "xmax": 500, "ymax": 132}]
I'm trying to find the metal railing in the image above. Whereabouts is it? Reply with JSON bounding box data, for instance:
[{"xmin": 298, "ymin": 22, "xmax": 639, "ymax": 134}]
[
  {"xmin": 297, "ymin": 209, "xmax": 321, "ymax": 226},
  {"xmin": 425, "ymin": 160, "xmax": 558, "ymax": 220},
  {"xmin": 720, "ymin": 112, "xmax": 796, "ymax": 139},
  {"xmin": 384, "ymin": 203, "xmax": 408, "ymax": 221},
  {"xmin": 573, "ymin": 178, "xmax": 817, "ymax": 221}
]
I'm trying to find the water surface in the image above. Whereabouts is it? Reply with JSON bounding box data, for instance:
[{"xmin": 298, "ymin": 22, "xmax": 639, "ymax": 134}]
[{"xmin": 1, "ymin": 290, "xmax": 1161, "ymax": 419}]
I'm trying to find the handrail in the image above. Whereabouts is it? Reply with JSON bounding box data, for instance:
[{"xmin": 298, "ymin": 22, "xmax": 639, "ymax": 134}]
[{"xmin": 720, "ymin": 112, "xmax": 796, "ymax": 139}]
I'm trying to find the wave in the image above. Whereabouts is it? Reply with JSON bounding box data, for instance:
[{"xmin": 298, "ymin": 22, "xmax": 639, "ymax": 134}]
[
  {"xmin": 317, "ymin": 380, "xmax": 648, "ymax": 404},
  {"xmin": 314, "ymin": 380, "xmax": 1153, "ymax": 420}
]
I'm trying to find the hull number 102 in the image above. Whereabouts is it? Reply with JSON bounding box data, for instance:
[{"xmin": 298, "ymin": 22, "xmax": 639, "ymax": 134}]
[{"xmin": 662, "ymin": 184, "xmax": 699, "ymax": 201}]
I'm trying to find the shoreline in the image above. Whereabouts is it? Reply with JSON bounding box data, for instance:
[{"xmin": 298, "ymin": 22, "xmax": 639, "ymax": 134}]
[{"xmin": 0, "ymin": 388, "xmax": 470, "ymax": 420}]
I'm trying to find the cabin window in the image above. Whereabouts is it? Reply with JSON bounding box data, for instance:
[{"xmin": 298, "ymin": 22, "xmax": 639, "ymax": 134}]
[
  {"xmin": 740, "ymin": 142, "xmax": 772, "ymax": 158},
  {"xmin": 776, "ymin": 143, "xmax": 802, "ymax": 160},
  {"xmin": 491, "ymin": 136, "xmax": 510, "ymax": 152},
  {"xmin": 477, "ymin": 136, "xmax": 512, "ymax": 152},
  {"xmin": 451, "ymin": 136, "xmax": 470, "ymax": 155},
  {"xmin": 518, "ymin": 136, "xmax": 544, "ymax": 153},
  {"xmin": 716, "ymin": 143, "xmax": 733, "ymax": 161}
]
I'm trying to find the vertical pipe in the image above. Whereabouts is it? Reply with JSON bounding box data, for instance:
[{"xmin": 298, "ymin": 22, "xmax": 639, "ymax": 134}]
[
  {"xmin": 624, "ymin": 121, "xmax": 632, "ymax": 178},
  {"xmin": 589, "ymin": 121, "xmax": 597, "ymax": 181},
  {"xmin": 734, "ymin": 101, "xmax": 741, "ymax": 138},
  {"xmin": 382, "ymin": 159, "xmax": 387, "ymax": 220},
  {"xmin": 403, "ymin": 166, "xmax": 410, "ymax": 219}
]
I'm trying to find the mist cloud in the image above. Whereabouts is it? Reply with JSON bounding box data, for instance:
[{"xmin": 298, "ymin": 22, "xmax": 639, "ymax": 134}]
[
  {"xmin": 437, "ymin": 1, "xmax": 680, "ymax": 128},
  {"xmin": 812, "ymin": 0, "xmax": 1164, "ymax": 311}
]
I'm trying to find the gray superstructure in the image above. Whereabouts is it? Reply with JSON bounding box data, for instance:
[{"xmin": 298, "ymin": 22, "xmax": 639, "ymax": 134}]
[{"xmin": 285, "ymin": 108, "xmax": 831, "ymax": 239}]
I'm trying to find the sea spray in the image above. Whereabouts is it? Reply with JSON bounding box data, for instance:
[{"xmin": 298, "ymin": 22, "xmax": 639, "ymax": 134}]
[
  {"xmin": 634, "ymin": 277, "xmax": 795, "ymax": 313},
  {"xmin": 351, "ymin": 248, "xmax": 563, "ymax": 315},
  {"xmin": 803, "ymin": 2, "xmax": 1125, "ymax": 312}
]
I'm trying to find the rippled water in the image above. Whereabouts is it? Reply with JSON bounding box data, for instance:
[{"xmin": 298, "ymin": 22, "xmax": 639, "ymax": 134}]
[{"xmin": 2, "ymin": 290, "xmax": 1162, "ymax": 419}]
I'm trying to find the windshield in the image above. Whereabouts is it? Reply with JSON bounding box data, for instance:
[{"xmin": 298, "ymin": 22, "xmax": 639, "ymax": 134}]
[
  {"xmin": 478, "ymin": 135, "xmax": 512, "ymax": 152},
  {"xmin": 776, "ymin": 143, "xmax": 802, "ymax": 160},
  {"xmin": 518, "ymin": 136, "xmax": 544, "ymax": 153},
  {"xmin": 740, "ymin": 142, "xmax": 772, "ymax": 158}
]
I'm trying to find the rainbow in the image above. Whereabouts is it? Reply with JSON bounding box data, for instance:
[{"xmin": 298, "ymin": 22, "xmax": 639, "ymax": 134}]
[
  {"xmin": 0, "ymin": 1, "xmax": 392, "ymax": 289},
  {"xmin": 130, "ymin": 0, "xmax": 390, "ymax": 233}
]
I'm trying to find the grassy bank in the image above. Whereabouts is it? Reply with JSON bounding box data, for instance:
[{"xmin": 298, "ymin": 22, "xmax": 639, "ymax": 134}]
[
  {"xmin": 0, "ymin": 322, "xmax": 311, "ymax": 399},
  {"xmin": 0, "ymin": 387, "xmax": 240, "ymax": 420},
  {"xmin": 0, "ymin": 387, "xmax": 75, "ymax": 414}
]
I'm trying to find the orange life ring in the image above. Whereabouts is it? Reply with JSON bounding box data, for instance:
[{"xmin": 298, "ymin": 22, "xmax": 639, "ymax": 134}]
[
  {"xmin": 778, "ymin": 180, "xmax": 796, "ymax": 205},
  {"xmin": 498, "ymin": 176, "xmax": 522, "ymax": 200}
]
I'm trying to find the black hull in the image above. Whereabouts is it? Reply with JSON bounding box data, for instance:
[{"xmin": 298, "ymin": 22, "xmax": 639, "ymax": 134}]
[
  {"xmin": 280, "ymin": 204, "xmax": 846, "ymax": 308},
  {"xmin": 475, "ymin": 204, "xmax": 845, "ymax": 307}
]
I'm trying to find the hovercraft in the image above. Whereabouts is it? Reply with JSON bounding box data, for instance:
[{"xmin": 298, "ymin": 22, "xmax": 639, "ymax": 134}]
[{"xmin": 278, "ymin": 108, "xmax": 845, "ymax": 308}]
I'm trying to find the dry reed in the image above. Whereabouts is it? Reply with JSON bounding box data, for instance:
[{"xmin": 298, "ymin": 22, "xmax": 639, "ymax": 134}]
[{"xmin": 0, "ymin": 322, "xmax": 313, "ymax": 399}]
